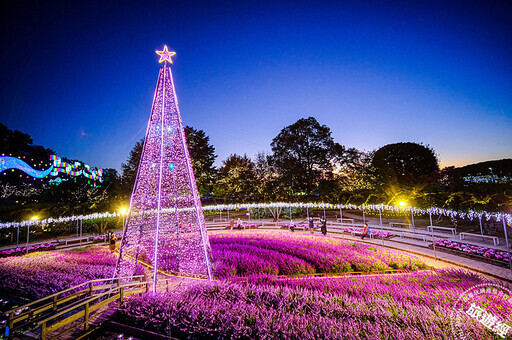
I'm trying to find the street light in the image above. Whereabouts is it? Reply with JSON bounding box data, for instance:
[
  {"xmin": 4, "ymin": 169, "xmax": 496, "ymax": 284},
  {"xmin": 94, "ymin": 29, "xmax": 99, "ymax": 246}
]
[
  {"xmin": 120, "ymin": 207, "xmax": 128, "ymax": 229},
  {"xmin": 397, "ymin": 200, "xmax": 415, "ymax": 233}
]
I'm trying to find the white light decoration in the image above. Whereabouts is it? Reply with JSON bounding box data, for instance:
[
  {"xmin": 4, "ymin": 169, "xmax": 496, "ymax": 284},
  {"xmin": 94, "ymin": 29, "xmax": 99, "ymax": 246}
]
[{"xmin": 1, "ymin": 203, "xmax": 511, "ymax": 230}]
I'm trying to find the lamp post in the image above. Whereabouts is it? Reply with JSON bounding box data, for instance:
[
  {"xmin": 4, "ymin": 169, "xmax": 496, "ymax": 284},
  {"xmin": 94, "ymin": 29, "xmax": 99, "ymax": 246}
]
[
  {"xmin": 479, "ymin": 215, "xmax": 484, "ymax": 241},
  {"xmin": 398, "ymin": 201, "xmax": 412, "ymax": 232},
  {"xmin": 379, "ymin": 206, "xmax": 384, "ymax": 246},
  {"xmin": 28, "ymin": 216, "xmax": 38, "ymax": 254},
  {"xmin": 120, "ymin": 207, "xmax": 128, "ymax": 232},
  {"xmin": 430, "ymin": 212, "xmax": 436, "ymax": 260},
  {"xmin": 503, "ymin": 218, "xmax": 511, "ymax": 274},
  {"xmin": 411, "ymin": 209, "xmax": 415, "ymax": 233}
]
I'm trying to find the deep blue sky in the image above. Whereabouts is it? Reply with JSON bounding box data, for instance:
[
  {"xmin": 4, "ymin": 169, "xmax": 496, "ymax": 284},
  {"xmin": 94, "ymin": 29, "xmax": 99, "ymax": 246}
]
[{"xmin": 1, "ymin": 0, "xmax": 511, "ymax": 171}]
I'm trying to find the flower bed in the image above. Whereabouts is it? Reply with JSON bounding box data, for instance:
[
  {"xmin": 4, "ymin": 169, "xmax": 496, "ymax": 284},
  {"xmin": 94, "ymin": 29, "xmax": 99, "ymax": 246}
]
[
  {"xmin": 0, "ymin": 245, "xmax": 137, "ymax": 300},
  {"xmin": 210, "ymin": 231, "xmax": 426, "ymax": 279},
  {"xmin": 225, "ymin": 224, "xmax": 260, "ymax": 229},
  {"xmin": 0, "ymin": 243, "xmax": 55, "ymax": 258},
  {"xmin": 435, "ymin": 239, "xmax": 511, "ymax": 263},
  {"xmin": 93, "ymin": 233, "xmax": 122, "ymax": 243},
  {"xmin": 113, "ymin": 269, "xmax": 509, "ymax": 339},
  {"xmin": 343, "ymin": 227, "xmax": 393, "ymax": 239},
  {"xmin": 280, "ymin": 223, "xmax": 309, "ymax": 229}
]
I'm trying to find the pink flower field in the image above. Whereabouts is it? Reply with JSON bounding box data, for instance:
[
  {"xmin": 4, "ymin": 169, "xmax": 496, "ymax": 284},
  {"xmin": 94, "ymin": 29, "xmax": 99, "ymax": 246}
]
[
  {"xmin": 0, "ymin": 245, "xmax": 119, "ymax": 300},
  {"xmin": 116, "ymin": 231, "xmax": 511, "ymax": 339},
  {"xmin": 114, "ymin": 269, "xmax": 511, "ymax": 339},
  {"xmin": 210, "ymin": 231, "xmax": 426, "ymax": 279},
  {"xmin": 1, "ymin": 231, "xmax": 510, "ymax": 339},
  {"xmin": 435, "ymin": 239, "xmax": 511, "ymax": 263}
]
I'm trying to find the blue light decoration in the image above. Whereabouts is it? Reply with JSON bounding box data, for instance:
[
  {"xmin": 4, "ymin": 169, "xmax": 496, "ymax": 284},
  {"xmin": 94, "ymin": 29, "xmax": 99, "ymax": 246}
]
[
  {"xmin": 0, "ymin": 154, "xmax": 103, "ymax": 185},
  {"xmin": 49, "ymin": 155, "xmax": 103, "ymax": 184},
  {"xmin": 0, "ymin": 156, "xmax": 54, "ymax": 178}
]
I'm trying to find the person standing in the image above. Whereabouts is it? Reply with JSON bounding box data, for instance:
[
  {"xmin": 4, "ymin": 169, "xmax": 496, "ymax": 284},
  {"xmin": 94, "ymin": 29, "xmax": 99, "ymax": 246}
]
[
  {"xmin": 229, "ymin": 219, "xmax": 235, "ymax": 230},
  {"xmin": 237, "ymin": 218, "xmax": 243, "ymax": 230},
  {"xmin": 109, "ymin": 233, "xmax": 117, "ymax": 253},
  {"xmin": 320, "ymin": 217, "xmax": 327, "ymax": 235},
  {"xmin": 362, "ymin": 223, "xmax": 369, "ymax": 240},
  {"xmin": 308, "ymin": 217, "xmax": 315, "ymax": 234}
]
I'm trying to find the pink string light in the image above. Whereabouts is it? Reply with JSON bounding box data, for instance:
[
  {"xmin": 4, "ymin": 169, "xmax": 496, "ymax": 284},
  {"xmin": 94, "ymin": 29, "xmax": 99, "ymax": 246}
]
[{"xmin": 115, "ymin": 49, "xmax": 212, "ymax": 287}]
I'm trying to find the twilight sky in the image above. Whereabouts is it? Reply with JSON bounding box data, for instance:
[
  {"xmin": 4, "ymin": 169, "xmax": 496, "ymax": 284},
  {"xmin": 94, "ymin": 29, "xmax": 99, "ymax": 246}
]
[{"xmin": 1, "ymin": 0, "xmax": 511, "ymax": 171}]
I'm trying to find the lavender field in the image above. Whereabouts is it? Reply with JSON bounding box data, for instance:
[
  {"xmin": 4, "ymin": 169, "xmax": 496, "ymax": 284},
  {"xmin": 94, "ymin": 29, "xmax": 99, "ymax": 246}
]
[
  {"xmin": 114, "ymin": 270, "xmax": 510, "ymax": 339},
  {"xmin": 210, "ymin": 231, "xmax": 428, "ymax": 278},
  {"xmin": 1, "ymin": 231, "xmax": 510, "ymax": 339},
  {"xmin": 0, "ymin": 245, "xmax": 119, "ymax": 300},
  {"xmin": 114, "ymin": 231, "xmax": 511, "ymax": 339}
]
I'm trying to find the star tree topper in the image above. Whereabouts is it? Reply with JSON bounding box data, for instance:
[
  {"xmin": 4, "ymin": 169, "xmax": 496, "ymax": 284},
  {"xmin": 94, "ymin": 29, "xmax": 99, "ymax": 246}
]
[{"xmin": 156, "ymin": 45, "xmax": 176, "ymax": 64}]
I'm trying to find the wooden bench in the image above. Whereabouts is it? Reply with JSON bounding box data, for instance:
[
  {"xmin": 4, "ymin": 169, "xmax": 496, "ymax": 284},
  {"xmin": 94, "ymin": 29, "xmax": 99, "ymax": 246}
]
[
  {"xmin": 57, "ymin": 236, "xmax": 93, "ymax": 245},
  {"xmin": 427, "ymin": 225, "xmax": 456, "ymax": 235},
  {"xmin": 349, "ymin": 230, "xmax": 374, "ymax": 239},
  {"xmin": 459, "ymin": 232, "xmax": 499, "ymax": 246},
  {"xmin": 396, "ymin": 232, "xmax": 427, "ymax": 242},
  {"xmin": 388, "ymin": 222, "xmax": 411, "ymax": 229}
]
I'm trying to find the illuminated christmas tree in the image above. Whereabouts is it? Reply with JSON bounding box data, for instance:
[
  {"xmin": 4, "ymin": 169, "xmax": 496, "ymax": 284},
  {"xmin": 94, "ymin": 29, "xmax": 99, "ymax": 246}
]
[{"xmin": 115, "ymin": 46, "xmax": 213, "ymax": 287}]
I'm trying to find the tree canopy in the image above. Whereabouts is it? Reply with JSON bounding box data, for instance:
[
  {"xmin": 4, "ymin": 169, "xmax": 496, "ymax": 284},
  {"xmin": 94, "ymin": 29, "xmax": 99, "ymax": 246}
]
[
  {"xmin": 371, "ymin": 142, "xmax": 439, "ymax": 187},
  {"xmin": 214, "ymin": 154, "xmax": 257, "ymax": 201},
  {"xmin": 184, "ymin": 126, "xmax": 217, "ymax": 196},
  {"xmin": 120, "ymin": 138, "xmax": 144, "ymax": 196},
  {"xmin": 270, "ymin": 117, "xmax": 346, "ymax": 195}
]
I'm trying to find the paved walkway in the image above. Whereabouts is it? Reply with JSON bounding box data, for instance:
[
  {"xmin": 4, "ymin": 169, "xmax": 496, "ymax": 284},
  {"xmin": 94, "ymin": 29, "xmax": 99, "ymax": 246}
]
[
  {"xmin": 328, "ymin": 228, "xmax": 512, "ymax": 283},
  {"xmin": 350, "ymin": 234, "xmax": 512, "ymax": 283},
  {"xmin": 211, "ymin": 225, "xmax": 512, "ymax": 284}
]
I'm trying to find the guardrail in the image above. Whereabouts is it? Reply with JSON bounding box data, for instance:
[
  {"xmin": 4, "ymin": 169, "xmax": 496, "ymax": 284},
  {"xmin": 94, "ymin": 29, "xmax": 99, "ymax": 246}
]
[
  {"xmin": 37, "ymin": 280, "xmax": 147, "ymax": 340},
  {"xmin": 232, "ymin": 269, "xmax": 434, "ymax": 282},
  {"xmin": 4, "ymin": 275, "xmax": 143, "ymax": 339}
]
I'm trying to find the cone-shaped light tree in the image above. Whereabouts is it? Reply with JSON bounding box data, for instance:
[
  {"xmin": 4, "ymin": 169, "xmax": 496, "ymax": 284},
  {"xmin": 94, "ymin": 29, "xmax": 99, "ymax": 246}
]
[{"xmin": 115, "ymin": 46, "xmax": 213, "ymax": 289}]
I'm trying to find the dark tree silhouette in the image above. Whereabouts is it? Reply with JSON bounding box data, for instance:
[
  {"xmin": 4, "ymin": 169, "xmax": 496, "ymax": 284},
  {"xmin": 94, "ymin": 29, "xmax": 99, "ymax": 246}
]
[
  {"xmin": 121, "ymin": 138, "xmax": 144, "ymax": 196},
  {"xmin": 270, "ymin": 117, "xmax": 347, "ymax": 195},
  {"xmin": 184, "ymin": 126, "xmax": 217, "ymax": 196},
  {"xmin": 214, "ymin": 154, "xmax": 257, "ymax": 201},
  {"xmin": 371, "ymin": 142, "xmax": 439, "ymax": 186}
]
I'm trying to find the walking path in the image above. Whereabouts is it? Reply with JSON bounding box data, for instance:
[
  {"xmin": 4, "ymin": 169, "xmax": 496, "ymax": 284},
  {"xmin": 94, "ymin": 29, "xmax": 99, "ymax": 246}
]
[
  {"xmin": 210, "ymin": 222, "xmax": 512, "ymax": 284},
  {"xmin": 347, "ymin": 233, "xmax": 512, "ymax": 283}
]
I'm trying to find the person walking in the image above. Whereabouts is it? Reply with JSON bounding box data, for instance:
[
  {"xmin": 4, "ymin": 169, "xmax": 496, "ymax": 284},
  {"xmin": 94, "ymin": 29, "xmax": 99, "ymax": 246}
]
[
  {"xmin": 361, "ymin": 223, "xmax": 369, "ymax": 240},
  {"xmin": 320, "ymin": 217, "xmax": 327, "ymax": 236},
  {"xmin": 308, "ymin": 217, "xmax": 315, "ymax": 234},
  {"xmin": 229, "ymin": 219, "xmax": 235, "ymax": 230}
]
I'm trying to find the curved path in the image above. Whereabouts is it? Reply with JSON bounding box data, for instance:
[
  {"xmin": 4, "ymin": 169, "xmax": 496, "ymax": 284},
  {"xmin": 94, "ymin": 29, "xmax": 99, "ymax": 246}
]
[
  {"xmin": 352, "ymin": 233, "xmax": 512, "ymax": 283},
  {"xmin": 208, "ymin": 227, "xmax": 512, "ymax": 284}
]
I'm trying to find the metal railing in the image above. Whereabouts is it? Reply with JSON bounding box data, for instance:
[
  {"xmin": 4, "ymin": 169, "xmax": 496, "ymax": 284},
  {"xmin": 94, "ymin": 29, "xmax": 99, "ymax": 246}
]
[
  {"xmin": 37, "ymin": 280, "xmax": 147, "ymax": 340},
  {"xmin": 4, "ymin": 275, "xmax": 144, "ymax": 339}
]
